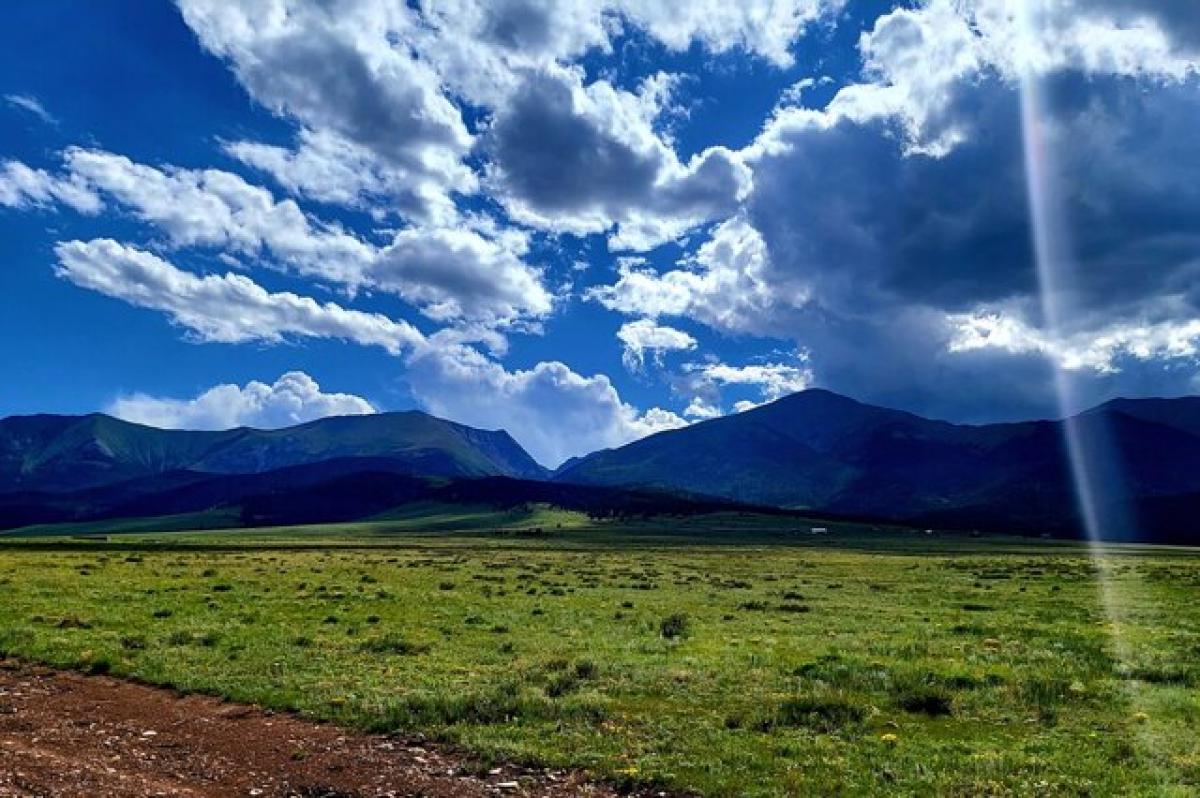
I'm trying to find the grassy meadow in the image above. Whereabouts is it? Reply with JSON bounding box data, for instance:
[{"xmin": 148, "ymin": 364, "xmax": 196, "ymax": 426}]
[{"xmin": 1, "ymin": 514, "xmax": 1199, "ymax": 796}]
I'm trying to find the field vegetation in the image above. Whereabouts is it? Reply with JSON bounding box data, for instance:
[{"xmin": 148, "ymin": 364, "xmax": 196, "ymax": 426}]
[{"xmin": 1, "ymin": 514, "xmax": 1198, "ymax": 795}]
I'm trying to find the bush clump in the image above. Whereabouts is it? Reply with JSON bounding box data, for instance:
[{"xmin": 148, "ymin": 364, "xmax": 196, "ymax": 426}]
[
  {"xmin": 360, "ymin": 634, "xmax": 430, "ymax": 656},
  {"xmin": 777, "ymin": 694, "xmax": 868, "ymax": 731},
  {"xmin": 660, "ymin": 613, "xmax": 689, "ymax": 639},
  {"xmin": 896, "ymin": 686, "xmax": 954, "ymax": 716}
]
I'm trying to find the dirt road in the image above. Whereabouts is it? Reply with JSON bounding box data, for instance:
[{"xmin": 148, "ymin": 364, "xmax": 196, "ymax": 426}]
[{"xmin": 0, "ymin": 663, "xmax": 661, "ymax": 798}]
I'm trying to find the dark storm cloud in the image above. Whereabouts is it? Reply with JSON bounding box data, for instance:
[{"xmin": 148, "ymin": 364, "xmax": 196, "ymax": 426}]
[
  {"xmin": 750, "ymin": 72, "xmax": 1200, "ymax": 323},
  {"xmin": 739, "ymin": 70, "xmax": 1200, "ymax": 418}
]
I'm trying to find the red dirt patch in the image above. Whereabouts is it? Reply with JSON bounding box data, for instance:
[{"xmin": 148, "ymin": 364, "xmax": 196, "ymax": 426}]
[{"xmin": 0, "ymin": 662, "xmax": 665, "ymax": 797}]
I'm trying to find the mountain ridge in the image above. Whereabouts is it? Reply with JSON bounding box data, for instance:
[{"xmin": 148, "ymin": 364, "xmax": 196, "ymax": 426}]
[
  {"xmin": 0, "ymin": 410, "xmax": 548, "ymax": 493},
  {"xmin": 553, "ymin": 389, "xmax": 1200, "ymax": 540},
  {"xmin": 6, "ymin": 389, "xmax": 1200, "ymax": 541}
]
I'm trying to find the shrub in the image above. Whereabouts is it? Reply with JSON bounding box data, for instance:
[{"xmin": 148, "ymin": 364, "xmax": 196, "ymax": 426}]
[
  {"xmin": 83, "ymin": 656, "xmax": 112, "ymax": 675},
  {"xmin": 55, "ymin": 616, "xmax": 92, "ymax": 630},
  {"xmin": 897, "ymin": 687, "xmax": 954, "ymax": 716},
  {"xmin": 120, "ymin": 635, "xmax": 147, "ymax": 651},
  {"xmin": 360, "ymin": 634, "xmax": 430, "ymax": 656},
  {"xmin": 545, "ymin": 672, "xmax": 579, "ymax": 697},
  {"xmin": 373, "ymin": 681, "xmax": 605, "ymax": 729},
  {"xmin": 660, "ymin": 613, "xmax": 689, "ymax": 639},
  {"xmin": 166, "ymin": 631, "xmax": 219, "ymax": 647},
  {"xmin": 773, "ymin": 692, "xmax": 868, "ymax": 732}
]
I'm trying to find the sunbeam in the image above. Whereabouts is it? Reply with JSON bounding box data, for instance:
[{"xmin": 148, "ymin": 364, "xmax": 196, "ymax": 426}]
[{"xmin": 1016, "ymin": 0, "xmax": 1171, "ymax": 781}]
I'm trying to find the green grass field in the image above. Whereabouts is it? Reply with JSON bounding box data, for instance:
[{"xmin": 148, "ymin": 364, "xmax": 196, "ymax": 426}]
[{"xmin": 1, "ymin": 514, "xmax": 1199, "ymax": 796}]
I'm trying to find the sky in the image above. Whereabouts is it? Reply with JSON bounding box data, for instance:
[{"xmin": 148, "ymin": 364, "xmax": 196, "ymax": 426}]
[{"xmin": 1, "ymin": 0, "xmax": 1199, "ymax": 467}]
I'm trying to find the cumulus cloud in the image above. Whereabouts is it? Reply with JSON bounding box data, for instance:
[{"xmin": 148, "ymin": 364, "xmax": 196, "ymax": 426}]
[
  {"xmin": 486, "ymin": 66, "xmax": 750, "ymax": 249},
  {"xmin": 616, "ymin": 319, "xmax": 696, "ymax": 371},
  {"xmin": 778, "ymin": 0, "xmax": 1200, "ymax": 158},
  {"xmin": 374, "ymin": 226, "xmax": 552, "ymax": 324},
  {"xmin": 167, "ymin": 0, "xmax": 844, "ymax": 255},
  {"xmin": 109, "ymin": 371, "xmax": 375, "ymax": 430},
  {"xmin": 591, "ymin": 215, "xmax": 793, "ymax": 332},
  {"xmin": 224, "ymin": 128, "xmax": 463, "ymax": 226},
  {"xmin": 948, "ymin": 310, "xmax": 1200, "ymax": 374},
  {"xmin": 652, "ymin": 0, "xmax": 1200, "ymax": 420},
  {"xmin": 407, "ymin": 342, "xmax": 685, "ymax": 466},
  {"xmin": 683, "ymin": 397, "xmax": 722, "ymax": 420},
  {"xmin": 0, "ymin": 161, "xmax": 101, "ymax": 214},
  {"xmin": 178, "ymin": 0, "xmax": 475, "ymax": 222},
  {"xmin": 17, "ymin": 149, "xmax": 550, "ymax": 326},
  {"xmin": 388, "ymin": 0, "xmax": 843, "ymax": 108},
  {"xmin": 686, "ymin": 360, "xmax": 813, "ymax": 402},
  {"xmin": 610, "ymin": 0, "xmax": 842, "ymax": 68},
  {"xmin": 176, "ymin": 0, "xmax": 840, "ymax": 228},
  {"xmin": 53, "ymin": 236, "xmax": 679, "ymax": 463},
  {"xmin": 63, "ymin": 147, "xmax": 376, "ymax": 287},
  {"xmin": 54, "ymin": 239, "xmax": 424, "ymax": 354}
]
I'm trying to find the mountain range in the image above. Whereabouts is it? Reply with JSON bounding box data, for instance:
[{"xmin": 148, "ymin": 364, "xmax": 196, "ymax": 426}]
[
  {"xmin": 4, "ymin": 390, "xmax": 1200, "ymax": 542},
  {"xmin": 559, "ymin": 390, "xmax": 1200, "ymax": 541},
  {"xmin": 0, "ymin": 411, "xmax": 546, "ymax": 492}
]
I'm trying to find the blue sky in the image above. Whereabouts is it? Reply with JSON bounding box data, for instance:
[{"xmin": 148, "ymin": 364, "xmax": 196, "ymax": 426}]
[{"xmin": 2, "ymin": 0, "xmax": 1199, "ymax": 466}]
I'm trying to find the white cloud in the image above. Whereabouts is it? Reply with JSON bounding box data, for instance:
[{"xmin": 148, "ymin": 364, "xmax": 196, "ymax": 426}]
[
  {"xmin": 947, "ymin": 310, "xmax": 1200, "ymax": 374},
  {"xmin": 54, "ymin": 239, "xmax": 424, "ymax": 354},
  {"xmin": 0, "ymin": 161, "xmax": 101, "ymax": 214},
  {"xmin": 109, "ymin": 371, "xmax": 375, "ymax": 431},
  {"xmin": 407, "ymin": 342, "xmax": 685, "ymax": 466},
  {"xmin": 616, "ymin": 319, "xmax": 696, "ymax": 370},
  {"xmin": 178, "ymin": 0, "xmax": 475, "ymax": 222},
  {"xmin": 591, "ymin": 215, "xmax": 796, "ymax": 333},
  {"xmin": 176, "ymin": 0, "xmax": 842, "ymax": 230},
  {"xmin": 683, "ymin": 397, "xmax": 723, "ymax": 419},
  {"xmin": 4, "ymin": 94, "xmax": 57, "ymax": 125},
  {"xmin": 374, "ymin": 226, "xmax": 552, "ymax": 324},
  {"xmin": 20, "ymin": 149, "xmax": 550, "ymax": 326},
  {"xmin": 53, "ymin": 238, "xmax": 685, "ymax": 464},
  {"xmin": 63, "ymin": 147, "xmax": 376, "ymax": 288},
  {"xmin": 686, "ymin": 360, "xmax": 813, "ymax": 401},
  {"xmin": 408, "ymin": 0, "xmax": 843, "ymax": 108},
  {"xmin": 224, "ymin": 127, "xmax": 463, "ymax": 226},
  {"xmin": 754, "ymin": 0, "xmax": 1200, "ymax": 160},
  {"xmin": 612, "ymin": 0, "xmax": 842, "ymax": 68}
]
